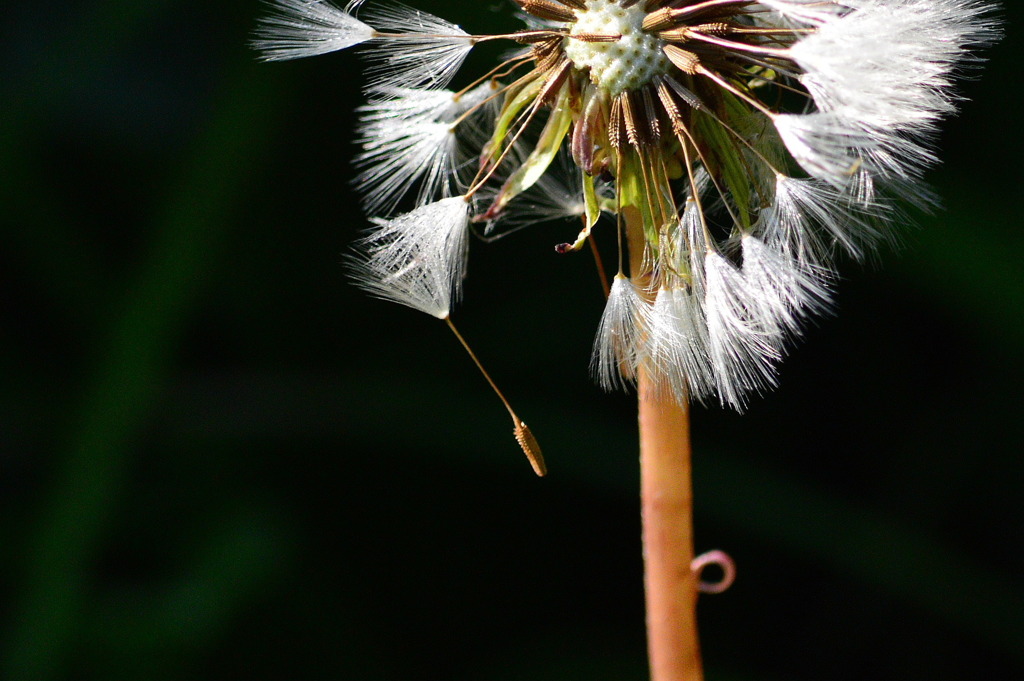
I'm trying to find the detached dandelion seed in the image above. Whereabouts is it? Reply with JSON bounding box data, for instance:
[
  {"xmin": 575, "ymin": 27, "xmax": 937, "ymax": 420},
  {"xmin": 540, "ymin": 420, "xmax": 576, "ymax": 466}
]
[
  {"xmin": 256, "ymin": 0, "xmax": 998, "ymax": 676},
  {"xmin": 348, "ymin": 195, "xmax": 547, "ymax": 476}
]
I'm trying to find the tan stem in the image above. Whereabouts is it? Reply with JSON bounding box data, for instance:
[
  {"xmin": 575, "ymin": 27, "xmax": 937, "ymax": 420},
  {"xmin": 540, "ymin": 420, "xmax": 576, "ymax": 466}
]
[
  {"xmin": 624, "ymin": 205, "xmax": 702, "ymax": 681},
  {"xmin": 639, "ymin": 373, "xmax": 701, "ymax": 681}
]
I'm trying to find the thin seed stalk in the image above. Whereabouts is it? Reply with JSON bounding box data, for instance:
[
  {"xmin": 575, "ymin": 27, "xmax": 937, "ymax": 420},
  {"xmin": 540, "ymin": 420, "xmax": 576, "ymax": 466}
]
[{"xmin": 625, "ymin": 206, "xmax": 703, "ymax": 681}]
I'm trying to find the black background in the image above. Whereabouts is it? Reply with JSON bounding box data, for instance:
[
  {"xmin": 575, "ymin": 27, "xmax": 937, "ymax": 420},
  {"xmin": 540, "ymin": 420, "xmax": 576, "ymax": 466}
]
[{"xmin": 1, "ymin": 1, "xmax": 1021, "ymax": 679}]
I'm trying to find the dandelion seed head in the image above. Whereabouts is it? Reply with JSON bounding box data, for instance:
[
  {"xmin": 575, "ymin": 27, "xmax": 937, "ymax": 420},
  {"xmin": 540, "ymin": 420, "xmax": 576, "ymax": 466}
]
[{"xmin": 256, "ymin": 0, "xmax": 999, "ymax": 410}]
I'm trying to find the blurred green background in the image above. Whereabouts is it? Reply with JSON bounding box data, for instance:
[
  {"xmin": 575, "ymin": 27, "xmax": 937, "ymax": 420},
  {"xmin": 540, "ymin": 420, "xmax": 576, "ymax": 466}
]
[{"xmin": 1, "ymin": 1, "xmax": 1021, "ymax": 680}]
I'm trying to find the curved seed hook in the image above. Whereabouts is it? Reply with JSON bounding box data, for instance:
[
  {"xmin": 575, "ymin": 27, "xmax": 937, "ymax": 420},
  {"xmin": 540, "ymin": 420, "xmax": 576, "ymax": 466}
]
[{"xmin": 691, "ymin": 549, "xmax": 736, "ymax": 595}]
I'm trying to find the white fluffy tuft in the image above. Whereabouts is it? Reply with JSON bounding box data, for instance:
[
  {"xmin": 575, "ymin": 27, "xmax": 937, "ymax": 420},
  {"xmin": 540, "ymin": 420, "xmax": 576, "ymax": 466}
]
[
  {"xmin": 773, "ymin": 111, "xmax": 871, "ymax": 188},
  {"xmin": 253, "ymin": 0, "xmax": 375, "ymax": 61},
  {"xmin": 591, "ymin": 275, "xmax": 650, "ymax": 391},
  {"xmin": 704, "ymin": 252, "xmax": 784, "ymax": 410},
  {"xmin": 349, "ymin": 196, "xmax": 470, "ymax": 318},
  {"xmin": 791, "ymin": 0, "xmax": 997, "ymax": 130},
  {"xmin": 763, "ymin": 174, "xmax": 884, "ymax": 264},
  {"xmin": 360, "ymin": 3, "xmax": 474, "ymax": 90},
  {"xmin": 754, "ymin": 0, "xmax": 853, "ymax": 27},
  {"xmin": 740, "ymin": 235, "xmax": 832, "ymax": 339},
  {"xmin": 355, "ymin": 118, "xmax": 458, "ymax": 215},
  {"xmin": 353, "ymin": 82, "xmax": 499, "ymax": 214},
  {"xmin": 643, "ymin": 288, "xmax": 715, "ymax": 403}
]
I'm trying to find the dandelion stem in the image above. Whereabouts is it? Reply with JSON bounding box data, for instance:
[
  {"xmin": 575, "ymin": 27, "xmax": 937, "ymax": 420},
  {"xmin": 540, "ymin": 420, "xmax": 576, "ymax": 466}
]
[
  {"xmin": 639, "ymin": 374, "xmax": 701, "ymax": 681},
  {"xmin": 626, "ymin": 206, "xmax": 703, "ymax": 681}
]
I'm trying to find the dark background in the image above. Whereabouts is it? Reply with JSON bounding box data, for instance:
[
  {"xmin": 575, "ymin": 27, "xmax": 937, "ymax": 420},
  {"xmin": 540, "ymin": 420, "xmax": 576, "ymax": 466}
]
[{"xmin": 2, "ymin": 1, "xmax": 1021, "ymax": 680}]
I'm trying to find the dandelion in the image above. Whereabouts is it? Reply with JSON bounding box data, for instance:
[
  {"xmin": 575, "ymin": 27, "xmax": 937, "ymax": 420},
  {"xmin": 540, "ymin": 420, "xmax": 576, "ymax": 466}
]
[
  {"xmin": 256, "ymin": 0, "xmax": 997, "ymax": 409},
  {"xmin": 256, "ymin": 0, "xmax": 997, "ymax": 676}
]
